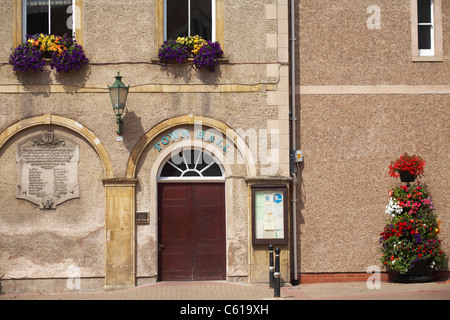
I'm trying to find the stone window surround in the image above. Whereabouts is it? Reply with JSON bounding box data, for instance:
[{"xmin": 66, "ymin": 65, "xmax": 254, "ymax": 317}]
[
  {"xmin": 411, "ymin": 0, "xmax": 443, "ymax": 62},
  {"xmin": 154, "ymin": 0, "xmax": 224, "ymax": 53},
  {"xmin": 13, "ymin": 0, "xmax": 84, "ymax": 47}
]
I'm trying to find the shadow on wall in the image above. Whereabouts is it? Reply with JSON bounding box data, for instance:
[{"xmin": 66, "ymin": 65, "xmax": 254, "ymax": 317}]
[
  {"xmin": 121, "ymin": 110, "xmax": 146, "ymax": 154},
  {"xmin": 14, "ymin": 65, "xmax": 91, "ymax": 97},
  {"xmin": 156, "ymin": 62, "xmax": 223, "ymax": 84}
]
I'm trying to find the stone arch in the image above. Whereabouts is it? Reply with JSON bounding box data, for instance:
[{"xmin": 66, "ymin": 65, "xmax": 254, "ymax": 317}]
[
  {"xmin": 126, "ymin": 114, "xmax": 257, "ymax": 179},
  {"xmin": 0, "ymin": 114, "xmax": 114, "ymax": 179}
]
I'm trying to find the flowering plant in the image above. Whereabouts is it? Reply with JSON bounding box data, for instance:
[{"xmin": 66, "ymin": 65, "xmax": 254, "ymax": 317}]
[
  {"xmin": 8, "ymin": 43, "xmax": 45, "ymax": 72},
  {"xmin": 157, "ymin": 39, "xmax": 188, "ymax": 65},
  {"xmin": 380, "ymin": 183, "xmax": 446, "ymax": 274},
  {"xmin": 157, "ymin": 35, "xmax": 223, "ymax": 72},
  {"xmin": 9, "ymin": 34, "xmax": 88, "ymax": 73},
  {"xmin": 176, "ymin": 35, "xmax": 207, "ymax": 55},
  {"xmin": 27, "ymin": 34, "xmax": 67, "ymax": 56},
  {"xmin": 193, "ymin": 41, "xmax": 224, "ymax": 72},
  {"xmin": 389, "ymin": 153, "xmax": 426, "ymax": 178}
]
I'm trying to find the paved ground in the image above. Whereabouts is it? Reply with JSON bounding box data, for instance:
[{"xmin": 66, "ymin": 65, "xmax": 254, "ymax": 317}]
[{"xmin": 1, "ymin": 280, "xmax": 449, "ymax": 301}]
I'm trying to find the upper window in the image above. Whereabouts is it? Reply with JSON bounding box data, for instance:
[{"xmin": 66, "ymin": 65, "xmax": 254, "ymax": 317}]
[
  {"xmin": 23, "ymin": 0, "xmax": 75, "ymax": 38},
  {"xmin": 417, "ymin": 0, "xmax": 434, "ymax": 56},
  {"xmin": 164, "ymin": 0, "xmax": 216, "ymax": 41},
  {"xmin": 411, "ymin": 0, "xmax": 442, "ymax": 61}
]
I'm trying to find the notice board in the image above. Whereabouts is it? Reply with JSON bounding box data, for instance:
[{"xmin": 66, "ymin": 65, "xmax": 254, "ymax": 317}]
[{"xmin": 251, "ymin": 185, "xmax": 288, "ymax": 245}]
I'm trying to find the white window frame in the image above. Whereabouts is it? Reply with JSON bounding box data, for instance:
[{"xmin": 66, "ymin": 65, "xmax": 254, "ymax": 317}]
[
  {"xmin": 417, "ymin": 0, "xmax": 434, "ymax": 56},
  {"xmin": 22, "ymin": 0, "xmax": 76, "ymax": 39},
  {"xmin": 411, "ymin": 0, "xmax": 443, "ymax": 61},
  {"xmin": 164, "ymin": 0, "xmax": 216, "ymax": 41}
]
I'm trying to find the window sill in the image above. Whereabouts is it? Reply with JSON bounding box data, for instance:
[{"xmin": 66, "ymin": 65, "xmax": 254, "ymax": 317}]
[{"xmin": 412, "ymin": 56, "xmax": 443, "ymax": 62}]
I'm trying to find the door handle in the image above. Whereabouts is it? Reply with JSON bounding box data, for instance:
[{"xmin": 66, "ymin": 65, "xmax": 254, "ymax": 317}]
[{"xmin": 159, "ymin": 244, "xmax": 165, "ymax": 251}]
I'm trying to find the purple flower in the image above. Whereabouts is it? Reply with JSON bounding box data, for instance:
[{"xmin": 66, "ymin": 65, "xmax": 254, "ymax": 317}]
[
  {"xmin": 193, "ymin": 41, "xmax": 223, "ymax": 72},
  {"xmin": 9, "ymin": 34, "xmax": 88, "ymax": 74},
  {"xmin": 9, "ymin": 43, "xmax": 45, "ymax": 72},
  {"xmin": 158, "ymin": 40, "xmax": 188, "ymax": 65},
  {"xmin": 414, "ymin": 233, "xmax": 423, "ymax": 244}
]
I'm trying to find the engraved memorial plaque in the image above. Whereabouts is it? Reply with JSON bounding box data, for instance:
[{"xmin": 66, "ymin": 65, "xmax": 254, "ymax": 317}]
[{"xmin": 16, "ymin": 132, "xmax": 80, "ymax": 209}]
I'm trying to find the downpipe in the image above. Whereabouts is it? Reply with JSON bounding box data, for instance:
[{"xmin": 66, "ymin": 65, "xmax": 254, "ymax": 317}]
[{"xmin": 289, "ymin": 0, "xmax": 299, "ymax": 286}]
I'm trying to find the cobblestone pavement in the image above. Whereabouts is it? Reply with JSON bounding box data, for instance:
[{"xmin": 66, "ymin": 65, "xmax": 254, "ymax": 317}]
[{"xmin": 1, "ymin": 280, "xmax": 449, "ymax": 301}]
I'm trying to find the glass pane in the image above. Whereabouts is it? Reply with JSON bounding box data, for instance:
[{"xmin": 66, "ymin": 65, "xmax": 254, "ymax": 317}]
[
  {"xmin": 160, "ymin": 161, "xmax": 182, "ymax": 177},
  {"xmin": 418, "ymin": 25, "xmax": 432, "ymax": 49},
  {"xmin": 183, "ymin": 170, "xmax": 202, "ymax": 177},
  {"xmin": 190, "ymin": 0, "xmax": 212, "ymax": 40},
  {"xmin": 50, "ymin": 0, "xmax": 73, "ymax": 36},
  {"xmin": 195, "ymin": 151, "xmax": 214, "ymax": 171},
  {"xmin": 167, "ymin": 0, "xmax": 188, "ymax": 40},
  {"xmin": 417, "ymin": 0, "xmax": 432, "ymax": 23},
  {"xmin": 26, "ymin": 0, "xmax": 49, "ymax": 35},
  {"xmin": 202, "ymin": 164, "xmax": 222, "ymax": 177}
]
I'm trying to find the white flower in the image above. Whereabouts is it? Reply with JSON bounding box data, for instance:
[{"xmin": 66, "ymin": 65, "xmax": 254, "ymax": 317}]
[{"xmin": 385, "ymin": 197, "xmax": 403, "ymax": 216}]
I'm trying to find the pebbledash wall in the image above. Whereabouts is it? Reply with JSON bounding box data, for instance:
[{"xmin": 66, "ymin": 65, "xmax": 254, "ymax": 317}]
[
  {"xmin": 0, "ymin": 0, "xmax": 448, "ymax": 294},
  {"xmin": 295, "ymin": 0, "xmax": 449, "ymax": 282}
]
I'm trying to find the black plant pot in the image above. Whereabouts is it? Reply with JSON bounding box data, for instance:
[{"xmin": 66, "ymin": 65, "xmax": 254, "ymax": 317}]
[
  {"xmin": 389, "ymin": 260, "xmax": 435, "ymax": 283},
  {"xmin": 399, "ymin": 170, "xmax": 417, "ymax": 183}
]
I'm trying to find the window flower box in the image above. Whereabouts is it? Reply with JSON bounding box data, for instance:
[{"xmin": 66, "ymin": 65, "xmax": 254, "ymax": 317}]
[
  {"xmin": 9, "ymin": 34, "xmax": 88, "ymax": 73},
  {"xmin": 157, "ymin": 35, "xmax": 224, "ymax": 72}
]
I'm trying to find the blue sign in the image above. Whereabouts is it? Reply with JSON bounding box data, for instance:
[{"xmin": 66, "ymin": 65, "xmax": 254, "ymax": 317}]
[{"xmin": 273, "ymin": 194, "xmax": 283, "ymax": 204}]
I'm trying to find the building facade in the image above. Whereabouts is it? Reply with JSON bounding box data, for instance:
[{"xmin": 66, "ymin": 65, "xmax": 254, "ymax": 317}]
[{"xmin": 0, "ymin": 0, "xmax": 448, "ymax": 293}]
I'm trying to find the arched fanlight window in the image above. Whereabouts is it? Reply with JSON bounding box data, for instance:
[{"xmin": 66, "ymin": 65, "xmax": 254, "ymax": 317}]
[{"xmin": 158, "ymin": 149, "xmax": 224, "ymax": 181}]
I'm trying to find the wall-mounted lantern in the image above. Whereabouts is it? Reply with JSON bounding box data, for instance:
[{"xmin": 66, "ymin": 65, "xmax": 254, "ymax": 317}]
[{"xmin": 108, "ymin": 72, "xmax": 130, "ymax": 135}]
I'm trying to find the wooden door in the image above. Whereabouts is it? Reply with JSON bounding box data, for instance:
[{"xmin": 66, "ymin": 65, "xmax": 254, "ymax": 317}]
[{"xmin": 158, "ymin": 183, "xmax": 226, "ymax": 281}]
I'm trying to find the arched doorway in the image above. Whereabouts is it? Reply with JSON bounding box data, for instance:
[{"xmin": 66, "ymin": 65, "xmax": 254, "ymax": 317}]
[{"xmin": 157, "ymin": 148, "xmax": 226, "ymax": 281}]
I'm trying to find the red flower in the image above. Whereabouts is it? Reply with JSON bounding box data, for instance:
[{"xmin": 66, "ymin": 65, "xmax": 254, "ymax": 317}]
[{"xmin": 389, "ymin": 153, "xmax": 425, "ymax": 178}]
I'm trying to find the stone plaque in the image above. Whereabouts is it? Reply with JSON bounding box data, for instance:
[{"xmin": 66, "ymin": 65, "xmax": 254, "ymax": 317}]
[{"xmin": 16, "ymin": 132, "xmax": 80, "ymax": 209}]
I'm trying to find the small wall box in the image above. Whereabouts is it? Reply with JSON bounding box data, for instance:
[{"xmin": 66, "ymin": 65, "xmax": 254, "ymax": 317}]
[{"xmin": 295, "ymin": 150, "xmax": 303, "ymax": 162}]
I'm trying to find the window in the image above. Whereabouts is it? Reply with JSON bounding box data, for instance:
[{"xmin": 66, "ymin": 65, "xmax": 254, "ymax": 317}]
[
  {"xmin": 155, "ymin": 0, "xmax": 223, "ymax": 52},
  {"xmin": 159, "ymin": 149, "xmax": 224, "ymax": 181},
  {"xmin": 165, "ymin": 0, "xmax": 216, "ymax": 41},
  {"xmin": 411, "ymin": 0, "xmax": 442, "ymax": 61},
  {"xmin": 417, "ymin": 0, "xmax": 434, "ymax": 56},
  {"xmin": 23, "ymin": 0, "xmax": 75, "ymax": 38},
  {"xmin": 14, "ymin": 0, "xmax": 83, "ymax": 47}
]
